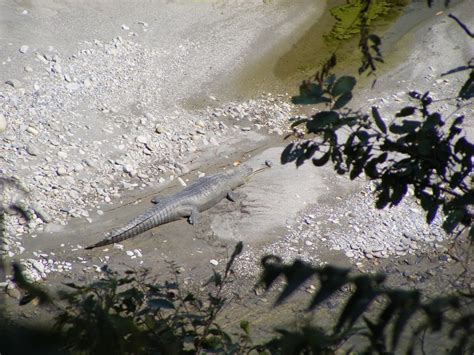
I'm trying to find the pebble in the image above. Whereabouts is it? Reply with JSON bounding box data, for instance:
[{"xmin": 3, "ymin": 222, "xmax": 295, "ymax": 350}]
[
  {"xmin": 126, "ymin": 250, "xmax": 134, "ymax": 256},
  {"xmin": 136, "ymin": 135, "xmax": 148, "ymax": 144},
  {"xmin": 0, "ymin": 113, "xmax": 7, "ymax": 133},
  {"xmin": 155, "ymin": 125, "xmax": 165, "ymax": 134},
  {"xmin": 26, "ymin": 126, "xmax": 39, "ymax": 135},
  {"xmin": 57, "ymin": 167, "xmax": 68, "ymax": 176},
  {"xmin": 19, "ymin": 45, "xmax": 29, "ymax": 54},
  {"xmin": 121, "ymin": 24, "xmax": 130, "ymax": 31},
  {"xmin": 209, "ymin": 259, "xmax": 219, "ymax": 266},
  {"xmin": 24, "ymin": 66, "xmax": 33, "ymax": 72},
  {"xmin": 66, "ymin": 82, "xmax": 81, "ymax": 91},
  {"xmin": 5, "ymin": 79, "xmax": 23, "ymax": 88}
]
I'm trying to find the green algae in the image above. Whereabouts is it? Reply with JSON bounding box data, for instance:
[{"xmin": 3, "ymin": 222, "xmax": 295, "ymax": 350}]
[{"xmin": 327, "ymin": 0, "xmax": 406, "ymax": 41}]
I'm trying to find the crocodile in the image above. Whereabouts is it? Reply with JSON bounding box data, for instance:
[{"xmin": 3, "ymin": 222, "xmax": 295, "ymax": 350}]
[{"xmin": 85, "ymin": 164, "xmax": 268, "ymax": 250}]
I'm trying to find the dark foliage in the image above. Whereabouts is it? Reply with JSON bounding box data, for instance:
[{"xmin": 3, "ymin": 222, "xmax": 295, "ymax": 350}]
[{"xmin": 258, "ymin": 258, "xmax": 474, "ymax": 354}]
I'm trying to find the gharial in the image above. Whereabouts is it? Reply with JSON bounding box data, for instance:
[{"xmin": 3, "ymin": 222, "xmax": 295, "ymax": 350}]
[{"xmin": 85, "ymin": 163, "xmax": 270, "ymax": 250}]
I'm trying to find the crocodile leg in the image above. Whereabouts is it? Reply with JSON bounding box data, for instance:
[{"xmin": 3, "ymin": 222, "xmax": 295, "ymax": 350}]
[{"xmin": 188, "ymin": 207, "xmax": 200, "ymax": 225}]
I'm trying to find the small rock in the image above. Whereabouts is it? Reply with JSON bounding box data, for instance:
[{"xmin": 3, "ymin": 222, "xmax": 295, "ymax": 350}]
[
  {"xmin": 31, "ymin": 203, "xmax": 52, "ymax": 223},
  {"xmin": 121, "ymin": 24, "xmax": 130, "ymax": 31},
  {"xmin": 136, "ymin": 135, "xmax": 148, "ymax": 144},
  {"xmin": 51, "ymin": 63, "xmax": 62, "ymax": 74},
  {"xmin": 155, "ymin": 125, "xmax": 165, "ymax": 134},
  {"xmin": 305, "ymin": 240, "xmax": 313, "ymax": 246},
  {"xmin": 57, "ymin": 167, "xmax": 68, "ymax": 176},
  {"xmin": 66, "ymin": 82, "xmax": 81, "ymax": 91},
  {"xmin": 19, "ymin": 45, "xmax": 29, "ymax": 54},
  {"xmin": 209, "ymin": 259, "xmax": 219, "ymax": 266},
  {"xmin": 241, "ymin": 127, "xmax": 251, "ymax": 131},
  {"xmin": 0, "ymin": 113, "xmax": 7, "ymax": 133},
  {"xmin": 5, "ymin": 79, "xmax": 23, "ymax": 88},
  {"xmin": 6, "ymin": 282, "xmax": 21, "ymax": 300},
  {"xmin": 178, "ymin": 177, "xmax": 186, "ymax": 187},
  {"xmin": 31, "ymin": 259, "xmax": 45, "ymax": 274},
  {"xmin": 24, "ymin": 66, "xmax": 33, "ymax": 72},
  {"xmin": 196, "ymin": 120, "xmax": 205, "ymax": 128},
  {"xmin": 26, "ymin": 126, "xmax": 39, "ymax": 135},
  {"xmin": 126, "ymin": 250, "xmax": 134, "ymax": 256}
]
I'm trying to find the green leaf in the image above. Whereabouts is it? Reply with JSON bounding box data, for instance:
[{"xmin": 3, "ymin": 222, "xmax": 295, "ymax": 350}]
[
  {"xmin": 331, "ymin": 76, "xmax": 356, "ymax": 97},
  {"xmin": 395, "ymin": 107, "xmax": 416, "ymax": 117},
  {"xmin": 371, "ymin": 106, "xmax": 387, "ymax": 134},
  {"xmin": 333, "ymin": 92, "xmax": 352, "ymax": 109},
  {"xmin": 240, "ymin": 320, "xmax": 251, "ymax": 335}
]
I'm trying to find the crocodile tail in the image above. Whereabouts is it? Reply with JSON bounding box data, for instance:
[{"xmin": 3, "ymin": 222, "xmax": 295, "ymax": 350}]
[{"xmin": 85, "ymin": 207, "xmax": 162, "ymax": 250}]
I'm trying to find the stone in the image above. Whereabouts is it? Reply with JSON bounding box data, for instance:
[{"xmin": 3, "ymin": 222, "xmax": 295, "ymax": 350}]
[
  {"xmin": 19, "ymin": 45, "xmax": 29, "ymax": 54},
  {"xmin": 0, "ymin": 113, "xmax": 7, "ymax": 133},
  {"xmin": 209, "ymin": 259, "xmax": 219, "ymax": 266},
  {"xmin": 121, "ymin": 24, "xmax": 130, "ymax": 31},
  {"xmin": 5, "ymin": 79, "xmax": 23, "ymax": 88},
  {"xmin": 136, "ymin": 135, "xmax": 148, "ymax": 144},
  {"xmin": 66, "ymin": 82, "xmax": 81, "ymax": 91},
  {"xmin": 155, "ymin": 125, "xmax": 165, "ymax": 134},
  {"xmin": 26, "ymin": 126, "xmax": 39, "ymax": 135},
  {"xmin": 57, "ymin": 167, "xmax": 68, "ymax": 176},
  {"xmin": 24, "ymin": 66, "xmax": 33, "ymax": 72}
]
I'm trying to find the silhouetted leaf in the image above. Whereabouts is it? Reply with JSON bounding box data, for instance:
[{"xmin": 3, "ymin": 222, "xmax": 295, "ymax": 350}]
[
  {"xmin": 281, "ymin": 143, "xmax": 295, "ymax": 164},
  {"xmin": 148, "ymin": 298, "xmax": 175, "ymax": 310},
  {"xmin": 259, "ymin": 255, "xmax": 284, "ymax": 290},
  {"xmin": 290, "ymin": 118, "xmax": 308, "ymax": 128},
  {"xmin": 336, "ymin": 276, "xmax": 381, "ymax": 333},
  {"xmin": 459, "ymin": 70, "xmax": 474, "ymax": 99},
  {"xmin": 333, "ymin": 92, "xmax": 353, "ymax": 109},
  {"xmin": 371, "ymin": 106, "xmax": 386, "ymax": 134},
  {"xmin": 368, "ymin": 34, "xmax": 381, "ymax": 45},
  {"xmin": 395, "ymin": 107, "xmax": 416, "ymax": 117},
  {"xmin": 225, "ymin": 241, "xmax": 243, "ymax": 276},
  {"xmin": 408, "ymin": 91, "xmax": 421, "ymax": 99},
  {"xmin": 312, "ymin": 151, "xmax": 331, "ymax": 166},
  {"xmin": 331, "ymin": 76, "xmax": 356, "ymax": 97},
  {"xmin": 307, "ymin": 111, "xmax": 339, "ymax": 132},
  {"xmin": 309, "ymin": 266, "xmax": 350, "ymax": 310},
  {"xmin": 443, "ymin": 209, "xmax": 465, "ymax": 233},
  {"xmin": 391, "ymin": 183, "xmax": 408, "ymax": 206},
  {"xmin": 389, "ymin": 120, "xmax": 420, "ymax": 134},
  {"xmin": 427, "ymin": 204, "xmax": 439, "ymax": 224},
  {"xmin": 292, "ymin": 82, "xmax": 331, "ymax": 105},
  {"xmin": 276, "ymin": 260, "xmax": 316, "ymax": 305}
]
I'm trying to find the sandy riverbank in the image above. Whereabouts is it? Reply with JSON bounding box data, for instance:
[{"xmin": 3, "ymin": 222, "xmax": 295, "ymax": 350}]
[{"xmin": 0, "ymin": 1, "xmax": 472, "ymax": 335}]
